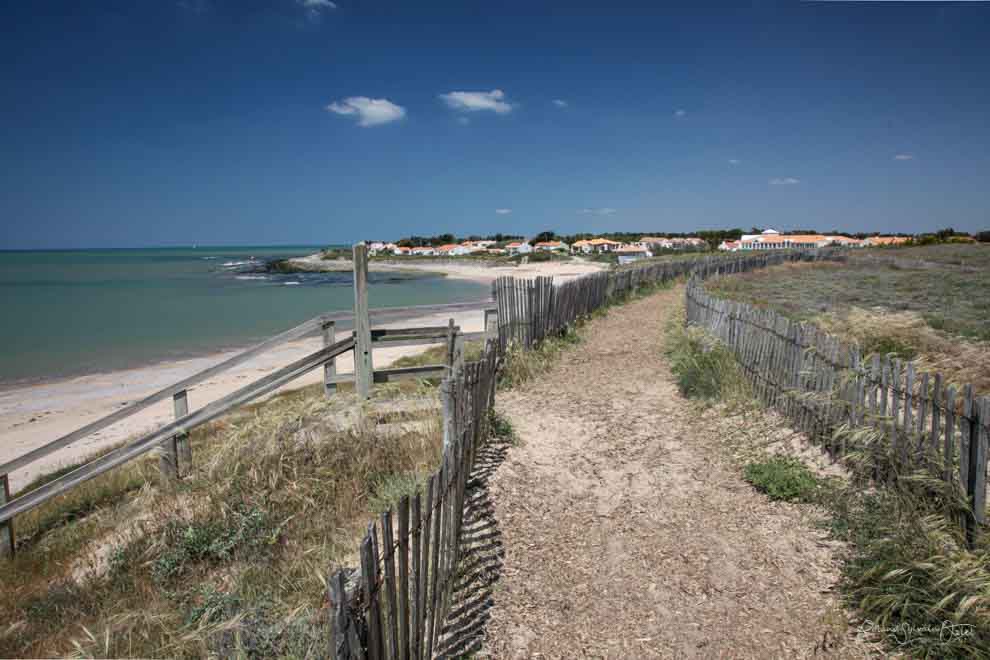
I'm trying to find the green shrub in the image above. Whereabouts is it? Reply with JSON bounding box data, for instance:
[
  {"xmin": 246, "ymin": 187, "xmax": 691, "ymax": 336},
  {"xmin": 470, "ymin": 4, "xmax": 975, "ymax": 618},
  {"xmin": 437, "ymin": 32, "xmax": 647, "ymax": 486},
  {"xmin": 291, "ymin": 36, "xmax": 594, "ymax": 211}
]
[
  {"xmin": 743, "ymin": 456, "xmax": 819, "ymax": 502},
  {"xmin": 666, "ymin": 325, "xmax": 747, "ymax": 401},
  {"xmin": 488, "ymin": 409, "xmax": 519, "ymax": 445},
  {"xmin": 152, "ymin": 505, "xmax": 275, "ymax": 583}
]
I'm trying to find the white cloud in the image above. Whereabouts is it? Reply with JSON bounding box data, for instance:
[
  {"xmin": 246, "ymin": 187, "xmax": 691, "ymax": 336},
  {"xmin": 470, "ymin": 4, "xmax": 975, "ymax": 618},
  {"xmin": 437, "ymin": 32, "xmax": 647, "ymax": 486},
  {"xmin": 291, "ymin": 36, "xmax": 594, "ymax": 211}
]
[
  {"xmin": 552, "ymin": 99, "xmax": 568, "ymax": 108},
  {"xmin": 674, "ymin": 109, "xmax": 687, "ymax": 118},
  {"xmin": 298, "ymin": 0, "xmax": 336, "ymax": 21},
  {"xmin": 326, "ymin": 97, "xmax": 406, "ymax": 127},
  {"xmin": 894, "ymin": 154, "xmax": 914, "ymax": 161},
  {"xmin": 495, "ymin": 208, "xmax": 512, "ymax": 215},
  {"xmin": 728, "ymin": 159, "xmax": 740, "ymax": 165},
  {"xmin": 439, "ymin": 89, "xmax": 515, "ymax": 114},
  {"xmin": 300, "ymin": 0, "xmax": 336, "ymax": 9},
  {"xmin": 579, "ymin": 207, "xmax": 617, "ymax": 216},
  {"xmin": 769, "ymin": 177, "xmax": 800, "ymax": 185}
]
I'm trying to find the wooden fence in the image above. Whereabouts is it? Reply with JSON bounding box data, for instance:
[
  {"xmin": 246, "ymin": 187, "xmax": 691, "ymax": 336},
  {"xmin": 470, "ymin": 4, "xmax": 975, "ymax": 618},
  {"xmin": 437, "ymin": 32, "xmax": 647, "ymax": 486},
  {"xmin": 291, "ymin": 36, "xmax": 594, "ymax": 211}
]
[
  {"xmin": 685, "ymin": 264, "xmax": 989, "ymax": 543},
  {"xmin": 328, "ymin": 340, "xmax": 499, "ymax": 660},
  {"xmin": 486, "ymin": 253, "xmax": 808, "ymax": 354}
]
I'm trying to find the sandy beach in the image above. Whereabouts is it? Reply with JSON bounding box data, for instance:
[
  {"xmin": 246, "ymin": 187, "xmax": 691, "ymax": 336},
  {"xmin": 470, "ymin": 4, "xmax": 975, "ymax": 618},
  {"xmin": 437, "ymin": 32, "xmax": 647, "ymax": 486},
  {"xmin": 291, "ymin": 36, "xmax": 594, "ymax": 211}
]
[
  {"xmin": 289, "ymin": 252, "xmax": 607, "ymax": 284},
  {"xmin": 0, "ymin": 259, "xmax": 605, "ymax": 493}
]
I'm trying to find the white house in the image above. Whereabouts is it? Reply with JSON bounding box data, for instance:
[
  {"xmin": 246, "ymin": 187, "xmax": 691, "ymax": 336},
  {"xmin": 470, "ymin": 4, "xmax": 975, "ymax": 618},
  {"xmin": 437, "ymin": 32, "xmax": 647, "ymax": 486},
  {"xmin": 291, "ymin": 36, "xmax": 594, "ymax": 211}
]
[
  {"xmin": 615, "ymin": 244, "xmax": 652, "ymax": 264},
  {"xmin": 571, "ymin": 238, "xmax": 621, "ymax": 254},
  {"xmin": 411, "ymin": 246, "xmax": 437, "ymax": 256},
  {"xmin": 505, "ymin": 241, "xmax": 533, "ymax": 255},
  {"xmin": 437, "ymin": 244, "xmax": 470, "ymax": 256},
  {"xmin": 533, "ymin": 241, "xmax": 569, "ymax": 252}
]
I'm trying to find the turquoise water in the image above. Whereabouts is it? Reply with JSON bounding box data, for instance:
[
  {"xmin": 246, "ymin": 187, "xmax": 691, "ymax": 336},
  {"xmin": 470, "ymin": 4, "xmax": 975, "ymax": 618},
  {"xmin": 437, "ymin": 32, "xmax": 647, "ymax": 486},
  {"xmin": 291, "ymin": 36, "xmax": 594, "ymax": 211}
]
[{"xmin": 0, "ymin": 246, "xmax": 489, "ymax": 387}]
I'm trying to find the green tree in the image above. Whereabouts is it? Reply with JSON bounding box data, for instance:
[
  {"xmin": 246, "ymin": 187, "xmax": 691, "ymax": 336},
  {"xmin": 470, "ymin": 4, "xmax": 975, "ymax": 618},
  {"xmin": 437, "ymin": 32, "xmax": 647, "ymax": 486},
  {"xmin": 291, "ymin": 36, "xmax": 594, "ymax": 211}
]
[{"xmin": 529, "ymin": 230, "xmax": 557, "ymax": 246}]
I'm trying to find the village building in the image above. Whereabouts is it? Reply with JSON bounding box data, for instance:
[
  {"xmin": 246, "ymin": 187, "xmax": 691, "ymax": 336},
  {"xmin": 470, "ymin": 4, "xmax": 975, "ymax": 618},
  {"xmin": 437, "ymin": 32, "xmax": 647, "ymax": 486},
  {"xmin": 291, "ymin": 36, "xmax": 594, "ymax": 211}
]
[
  {"xmin": 505, "ymin": 241, "xmax": 533, "ymax": 255},
  {"xmin": 614, "ymin": 244, "xmax": 652, "ymax": 264},
  {"xmin": 533, "ymin": 240, "xmax": 569, "ymax": 252},
  {"xmin": 572, "ymin": 238, "xmax": 622, "ymax": 254},
  {"xmin": 863, "ymin": 235, "xmax": 911, "ymax": 246},
  {"xmin": 410, "ymin": 246, "xmax": 437, "ymax": 256},
  {"xmin": 636, "ymin": 236, "xmax": 672, "ymax": 250},
  {"xmin": 437, "ymin": 244, "xmax": 471, "ymax": 256}
]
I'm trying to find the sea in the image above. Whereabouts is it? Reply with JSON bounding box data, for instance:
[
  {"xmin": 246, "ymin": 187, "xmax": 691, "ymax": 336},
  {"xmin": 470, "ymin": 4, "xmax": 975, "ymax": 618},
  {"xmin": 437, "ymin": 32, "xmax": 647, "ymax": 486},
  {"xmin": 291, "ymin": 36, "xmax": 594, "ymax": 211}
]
[{"xmin": 0, "ymin": 246, "xmax": 490, "ymax": 388}]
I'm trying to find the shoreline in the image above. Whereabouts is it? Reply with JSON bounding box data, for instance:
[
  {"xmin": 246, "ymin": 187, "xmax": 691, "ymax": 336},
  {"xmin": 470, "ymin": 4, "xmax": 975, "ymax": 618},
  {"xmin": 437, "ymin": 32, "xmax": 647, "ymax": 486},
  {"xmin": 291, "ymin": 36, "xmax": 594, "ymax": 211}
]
[
  {"xmin": 0, "ymin": 258, "xmax": 606, "ymax": 491},
  {"xmin": 0, "ymin": 302, "xmax": 492, "ymax": 492},
  {"xmin": 286, "ymin": 252, "xmax": 608, "ymax": 284}
]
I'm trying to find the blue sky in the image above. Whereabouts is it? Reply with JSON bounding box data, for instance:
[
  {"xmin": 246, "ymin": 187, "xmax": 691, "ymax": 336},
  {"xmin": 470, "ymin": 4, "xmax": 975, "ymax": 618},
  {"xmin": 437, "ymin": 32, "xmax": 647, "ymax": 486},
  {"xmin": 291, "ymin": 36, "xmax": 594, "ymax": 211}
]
[{"xmin": 1, "ymin": 1, "xmax": 989, "ymax": 249}]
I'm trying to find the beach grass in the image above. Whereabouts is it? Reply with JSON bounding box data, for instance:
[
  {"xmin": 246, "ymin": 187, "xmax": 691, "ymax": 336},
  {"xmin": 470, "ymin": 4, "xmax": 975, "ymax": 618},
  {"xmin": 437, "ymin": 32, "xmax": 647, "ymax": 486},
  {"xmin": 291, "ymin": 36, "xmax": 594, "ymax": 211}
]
[
  {"xmin": 0, "ymin": 383, "xmax": 445, "ymax": 659},
  {"xmin": 706, "ymin": 245, "xmax": 990, "ymax": 391},
  {"xmin": 664, "ymin": 288, "xmax": 990, "ymax": 658}
]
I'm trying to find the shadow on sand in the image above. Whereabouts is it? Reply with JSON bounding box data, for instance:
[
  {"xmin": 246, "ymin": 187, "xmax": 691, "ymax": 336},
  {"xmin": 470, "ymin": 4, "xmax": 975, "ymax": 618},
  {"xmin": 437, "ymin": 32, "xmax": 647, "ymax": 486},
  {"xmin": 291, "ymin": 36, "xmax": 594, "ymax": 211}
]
[{"xmin": 435, "ymin": 436, "xmax": 510, "ymax": 658}]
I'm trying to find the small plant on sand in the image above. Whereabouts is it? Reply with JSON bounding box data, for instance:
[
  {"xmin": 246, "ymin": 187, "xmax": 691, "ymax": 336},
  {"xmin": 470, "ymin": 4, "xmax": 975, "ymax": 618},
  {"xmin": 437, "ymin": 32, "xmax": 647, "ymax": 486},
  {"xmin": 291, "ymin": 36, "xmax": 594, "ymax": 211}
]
[
  {"xmin": 666, "ymin": 324, "xmax": 748, "ymax": 402},
  {"xmin": 488, "ymin": 409, "xmax": 519, "ymax": 446},
  {"xmin": 498, "ymin": 328, "xmax": 582, "ymax": 390},
  {"xmin": 744, "ymin": 456, "xmax": 820, "ymax": 502}
]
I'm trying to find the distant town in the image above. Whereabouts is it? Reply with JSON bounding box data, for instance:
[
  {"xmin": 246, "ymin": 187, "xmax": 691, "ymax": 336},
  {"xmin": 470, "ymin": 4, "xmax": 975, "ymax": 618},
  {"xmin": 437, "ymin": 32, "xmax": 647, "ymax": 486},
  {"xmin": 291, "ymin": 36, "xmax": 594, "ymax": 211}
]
[{"xmin": 353, "ymin": 228, "xmax": 973, "ymax": 265}]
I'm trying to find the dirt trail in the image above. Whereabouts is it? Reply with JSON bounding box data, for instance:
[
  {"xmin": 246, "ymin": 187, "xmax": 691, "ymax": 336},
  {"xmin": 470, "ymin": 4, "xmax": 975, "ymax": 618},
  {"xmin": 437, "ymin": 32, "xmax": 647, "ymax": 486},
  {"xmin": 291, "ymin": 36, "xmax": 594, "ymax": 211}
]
[{"xmin": 481, "ymin": 286, "xmax": 871, "ymax": 659}]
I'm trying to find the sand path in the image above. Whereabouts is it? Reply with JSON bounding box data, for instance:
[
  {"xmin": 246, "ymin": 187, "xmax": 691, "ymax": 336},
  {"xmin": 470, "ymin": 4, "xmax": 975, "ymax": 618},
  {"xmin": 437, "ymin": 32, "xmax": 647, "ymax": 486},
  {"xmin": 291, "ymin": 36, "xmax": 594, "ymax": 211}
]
[{"xmin": 481, "ymin": 285, "xmax": 870, "ymax": 658}]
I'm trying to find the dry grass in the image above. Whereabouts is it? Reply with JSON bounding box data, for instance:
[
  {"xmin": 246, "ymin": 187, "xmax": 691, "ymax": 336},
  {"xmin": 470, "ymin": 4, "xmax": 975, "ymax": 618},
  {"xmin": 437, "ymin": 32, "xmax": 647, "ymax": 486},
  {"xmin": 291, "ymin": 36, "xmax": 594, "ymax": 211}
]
[
  {"xmin": 816, "ymin": 307, "xmax": 990, "ymax": 393},
  {"xmin": 0, "ymin": 385, "xmax": 442, "ymax": 658},
  {"xmin": 708, "ymin": 247, "xmax": 990, "ymax": 392}
]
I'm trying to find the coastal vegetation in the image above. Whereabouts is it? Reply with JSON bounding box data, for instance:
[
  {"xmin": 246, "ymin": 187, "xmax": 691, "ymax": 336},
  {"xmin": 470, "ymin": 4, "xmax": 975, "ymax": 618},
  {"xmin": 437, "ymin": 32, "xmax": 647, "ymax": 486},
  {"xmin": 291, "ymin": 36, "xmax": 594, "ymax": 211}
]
[
  {"xmin": 0, "ymin": 384, "xmax": 449, "ymax": 658},
  {"xmin": 707, "ymin": 244, "xmax": 990, "ymax": 391},
  {"xmin": 666, "ymin": 285, "xmax": 990, "ymax": 658}
]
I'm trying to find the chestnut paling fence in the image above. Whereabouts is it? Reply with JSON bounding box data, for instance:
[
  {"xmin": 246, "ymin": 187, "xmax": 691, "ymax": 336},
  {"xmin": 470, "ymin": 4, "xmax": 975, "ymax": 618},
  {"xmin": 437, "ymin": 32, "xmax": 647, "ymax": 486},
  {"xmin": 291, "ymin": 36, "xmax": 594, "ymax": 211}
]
[
  {"xmin": 685, "ymin": 272, "xmax": 989, "ymax": 545},
  {"xmin": 326, "ymin": 249, "xmax": 845, "ymax": 660}
]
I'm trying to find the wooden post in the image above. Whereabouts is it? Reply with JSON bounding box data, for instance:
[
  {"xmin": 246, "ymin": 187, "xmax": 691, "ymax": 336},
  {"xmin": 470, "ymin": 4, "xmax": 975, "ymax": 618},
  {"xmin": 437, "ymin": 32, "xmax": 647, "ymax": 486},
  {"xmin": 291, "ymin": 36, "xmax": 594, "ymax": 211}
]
[
  {"xmin": 322, "ymin": 320, "xmax": 337, "ymax": 398},
  {"xmin": 453, "ymin": 332, "xmax": 464, "ymax": 377},
  {"xmin": 0, "ymin": 474, "xmax": 14, "ymax": 559},
  {"xmin": 441, "ymin": 376, "xmax": 455, "ymax": 454},
  {"xmin": 174, "ymin": 390, "xmax": 192, "ymax": 477},
  {"xmin": 352, "ymin": 243, "xmax": 374, "ymax": 400},
  {"xmin": 159, "ymin": 422, "xmax": 179, "ymax": 480},
  {"xmin": 329, "ymin": 569, "xmax": 361, "ymax": 660},
  {"xmin": 966, "ymin": 397, "xmax": 987, "ymax": 546},
  {"xmin": 484, "ymin": 308, "xmax": 498, "ymax": 345}
]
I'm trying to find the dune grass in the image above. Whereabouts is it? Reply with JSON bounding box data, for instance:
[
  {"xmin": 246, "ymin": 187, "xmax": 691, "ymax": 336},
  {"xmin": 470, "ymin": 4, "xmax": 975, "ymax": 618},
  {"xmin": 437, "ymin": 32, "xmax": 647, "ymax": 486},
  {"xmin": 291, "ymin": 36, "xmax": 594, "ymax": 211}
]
[
  {"xmin": 0, "ymin": 384, "xmax": 442, "ymax": 659},
  {"xmin": 665, "ymin": 292, "xmax": 990, "ymax": 658},
  {"xmin": 707, "ymin": 247, "xmax": 990, "ymax": 392}
]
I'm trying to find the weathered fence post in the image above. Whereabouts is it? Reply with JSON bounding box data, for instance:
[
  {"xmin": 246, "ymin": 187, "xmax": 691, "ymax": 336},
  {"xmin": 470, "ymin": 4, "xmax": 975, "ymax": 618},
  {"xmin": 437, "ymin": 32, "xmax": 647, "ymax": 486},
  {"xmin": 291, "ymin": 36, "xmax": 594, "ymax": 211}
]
[
  {"xmin": 323, "ymin": 320, "xmax": 337, "ymax": 398},
  {"xmin": 0, "ymin": 475, "xmax": 13, "ymax": 559},
  {"xmin": 441, "ymin": 376, "xmax": 455, "ymax": 454},
  {"xmin": 159, "ymin": 424, "xmax": 179, "ymax": 480},
  {"xmin": 352, "ymin": 243, "xmax": 374, "ymax": 400},
  {"xmin": 160, "ymin": 389, "xmax": 191, "ymax": 480},
  {"xmin": 329, "ymin": 569, "xmax": 363, "ymax": 660},
  {"xmin": 484, "ymin": 308, "xmax": 498, "ymax": 345},
  {"xmin": 174, "ymin": 390, "xmax": 192, "ymax": 476},
  {"xmin": 965, "ymin": 396, "xmax": 988, "ymax": 547}
]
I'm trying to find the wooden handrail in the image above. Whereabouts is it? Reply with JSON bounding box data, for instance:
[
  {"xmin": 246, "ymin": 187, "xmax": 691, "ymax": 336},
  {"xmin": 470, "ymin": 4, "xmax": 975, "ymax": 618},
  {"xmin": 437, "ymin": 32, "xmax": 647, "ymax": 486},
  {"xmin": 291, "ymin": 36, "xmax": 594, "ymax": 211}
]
[
  {"xmin": 0, "ymin": 337, "xmax": 356, "ymax": 525},
  {"xmin": 0, "ymin": 302, "xmax": 495, "ymax": 479},
  {"xmin": 0, "ymin": 312, "xmax": 335, "ymax": 478}
]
